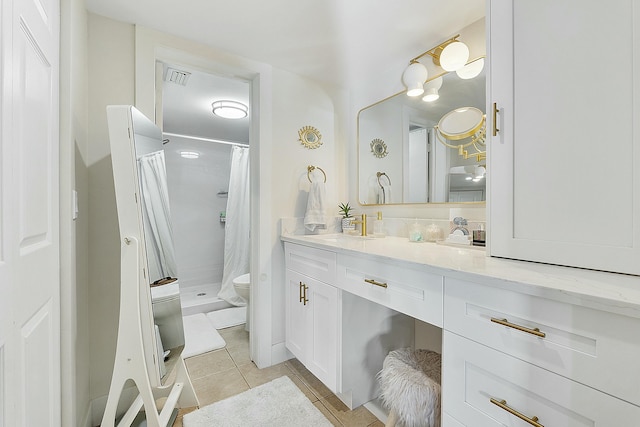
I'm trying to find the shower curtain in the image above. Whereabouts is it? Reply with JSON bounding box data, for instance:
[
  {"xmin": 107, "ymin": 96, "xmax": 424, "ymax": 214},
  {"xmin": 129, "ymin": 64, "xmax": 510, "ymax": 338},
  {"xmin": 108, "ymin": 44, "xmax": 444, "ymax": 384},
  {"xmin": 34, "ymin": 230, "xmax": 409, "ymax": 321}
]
[
  {"xmin": 218, "ymin": 146, "xmax": 250, "ymax": 306},
  {"xmin": 138, "ymin": 150, "xmax": 178, "ymax": 282}
]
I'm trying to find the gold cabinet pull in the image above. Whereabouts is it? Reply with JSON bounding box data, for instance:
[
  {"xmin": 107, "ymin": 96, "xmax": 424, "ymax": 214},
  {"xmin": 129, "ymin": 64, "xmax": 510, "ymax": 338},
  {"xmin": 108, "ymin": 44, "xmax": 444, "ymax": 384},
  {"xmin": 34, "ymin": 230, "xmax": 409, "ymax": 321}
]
[
  {"xmin": 302, "ymin": 284, "xmax": 309, "ymax": 305},
  {"xmin": 490, "ymin": 317, "xmax": 546, "ymax": 338},
  {"xmin": 364, "ymin": 278, "xmax": 388, "ymax": 288},
  {"xmin": 299, "ymin": 282, "xmax": 304, "ymax": 303},
  {"xmin": 490, "ymin": 398, "xmax": 544, "ymax": 427},
  {"xmin": 492, "ymin": 102, "xmax": 500, "ymax": 136}
]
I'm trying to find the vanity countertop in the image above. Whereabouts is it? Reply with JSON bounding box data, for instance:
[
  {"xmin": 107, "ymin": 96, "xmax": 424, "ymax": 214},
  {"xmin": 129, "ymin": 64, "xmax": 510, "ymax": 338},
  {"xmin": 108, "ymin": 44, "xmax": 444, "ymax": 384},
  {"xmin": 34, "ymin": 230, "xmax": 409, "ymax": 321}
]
[{"xmin": 281, "ymin": 233, "xmax": 640, "ymax": 317}]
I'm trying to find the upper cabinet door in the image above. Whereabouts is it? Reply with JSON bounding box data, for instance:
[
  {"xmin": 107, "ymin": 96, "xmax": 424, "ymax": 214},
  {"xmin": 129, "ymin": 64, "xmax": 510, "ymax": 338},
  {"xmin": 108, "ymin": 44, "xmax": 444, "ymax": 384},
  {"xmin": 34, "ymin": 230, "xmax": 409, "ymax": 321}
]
[{"xmin": 488, "ymin": 0, "xmax": 640, "ymax": 275}]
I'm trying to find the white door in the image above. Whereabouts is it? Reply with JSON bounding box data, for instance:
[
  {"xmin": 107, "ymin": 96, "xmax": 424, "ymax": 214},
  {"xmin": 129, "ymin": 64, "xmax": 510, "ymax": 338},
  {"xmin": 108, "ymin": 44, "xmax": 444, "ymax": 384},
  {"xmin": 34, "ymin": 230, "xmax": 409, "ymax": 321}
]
[{"xmin": 1, "ymin": 0, "xmax": 60, "ymax": 424}]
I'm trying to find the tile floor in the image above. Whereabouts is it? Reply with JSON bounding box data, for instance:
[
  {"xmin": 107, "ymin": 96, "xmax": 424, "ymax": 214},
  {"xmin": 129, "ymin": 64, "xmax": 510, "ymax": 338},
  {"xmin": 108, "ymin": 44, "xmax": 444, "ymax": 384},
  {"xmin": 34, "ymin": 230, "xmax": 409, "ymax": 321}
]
[{"xmin": 173, "ymin": 324, "xmax": 384, "ymax": 427}]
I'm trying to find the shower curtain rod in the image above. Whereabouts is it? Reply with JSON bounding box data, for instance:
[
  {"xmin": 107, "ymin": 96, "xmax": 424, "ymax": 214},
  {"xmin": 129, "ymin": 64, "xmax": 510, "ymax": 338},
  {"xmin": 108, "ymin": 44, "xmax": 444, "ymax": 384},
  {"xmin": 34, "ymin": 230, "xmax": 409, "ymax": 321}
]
[{"xmin": 162, "ymin": 132, "xmax": 250, "ymax": 147}]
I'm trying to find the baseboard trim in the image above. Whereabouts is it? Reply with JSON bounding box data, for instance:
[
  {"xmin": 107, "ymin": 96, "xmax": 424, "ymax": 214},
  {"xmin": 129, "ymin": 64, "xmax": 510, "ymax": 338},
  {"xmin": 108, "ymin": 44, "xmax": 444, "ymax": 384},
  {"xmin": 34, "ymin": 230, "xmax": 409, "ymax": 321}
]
[{"xmin": 270, "ymin": 341, "xmax": 292, "ymax": 366}]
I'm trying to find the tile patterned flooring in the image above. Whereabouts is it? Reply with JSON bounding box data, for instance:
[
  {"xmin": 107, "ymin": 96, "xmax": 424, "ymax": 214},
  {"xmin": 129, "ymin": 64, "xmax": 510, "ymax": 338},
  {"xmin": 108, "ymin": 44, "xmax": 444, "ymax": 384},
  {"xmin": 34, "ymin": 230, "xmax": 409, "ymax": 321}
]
[{"xmin": 173, "ymin": 325, "xmax": 383, "ymax": 427}]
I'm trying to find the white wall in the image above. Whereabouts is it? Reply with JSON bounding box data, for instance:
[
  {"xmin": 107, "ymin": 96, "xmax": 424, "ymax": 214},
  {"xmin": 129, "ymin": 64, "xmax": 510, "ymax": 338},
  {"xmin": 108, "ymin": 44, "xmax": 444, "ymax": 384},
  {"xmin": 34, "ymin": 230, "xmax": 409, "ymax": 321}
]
[
  {"xmin": 164, "ymin": 136, "xmax": 233, "ymax": 287},
  {"xmin": 270, "ymin": 68, "xmax": 348, "ymax": 347},
  {"xmin": 59, "ymin": 0, "xmax": 90, "ymax": 425}
]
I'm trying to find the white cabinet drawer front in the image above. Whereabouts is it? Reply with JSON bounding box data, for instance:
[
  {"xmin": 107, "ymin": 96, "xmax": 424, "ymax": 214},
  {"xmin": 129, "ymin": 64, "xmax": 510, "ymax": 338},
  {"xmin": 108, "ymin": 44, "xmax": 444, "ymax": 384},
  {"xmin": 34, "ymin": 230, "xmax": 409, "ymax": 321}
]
[
  {"xmin": 443, "ymin": 332, "xmax": 640, "ymax": 427},
  {"xmin": 284, "ymin": 242, "xmax": 337, "ymax": 283},
  {"xmin": 444, "ymin": 277, "xmax": 640, "ymax": 405},
  {"xmin": 337, "ymin": 254, "xmax": 443, "ymax": 326}
]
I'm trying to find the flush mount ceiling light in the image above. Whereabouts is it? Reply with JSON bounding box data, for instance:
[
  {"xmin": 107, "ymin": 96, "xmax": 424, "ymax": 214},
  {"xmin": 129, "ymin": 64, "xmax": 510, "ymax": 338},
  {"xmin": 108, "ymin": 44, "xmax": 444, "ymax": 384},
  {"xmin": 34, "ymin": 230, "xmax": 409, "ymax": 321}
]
[
  {"xmin": 402, "ymin": 61, "xmax": 429, "ymax": 97},
  {"xmin": 456, "ymin": 57, "xmax": 485, "ymax": 79},
  {"xmin": 211, "ymin": 100, "xmax": 248, "ymax": 119},
  {"xmin": 422, "ymin": 76, "xmax": 443, "ymax": 102},
  {"xmin": 180, "ymin": 151, "xmax": 200, "ymax": 159}
]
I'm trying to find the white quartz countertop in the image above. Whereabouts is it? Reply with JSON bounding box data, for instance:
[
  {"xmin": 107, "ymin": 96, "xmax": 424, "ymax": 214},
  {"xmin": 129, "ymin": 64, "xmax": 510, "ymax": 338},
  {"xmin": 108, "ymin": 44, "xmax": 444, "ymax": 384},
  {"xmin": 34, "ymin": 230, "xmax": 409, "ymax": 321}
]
[{"xmin": 281, "ymin": 233, "xmax": 640, "ymax": 317}]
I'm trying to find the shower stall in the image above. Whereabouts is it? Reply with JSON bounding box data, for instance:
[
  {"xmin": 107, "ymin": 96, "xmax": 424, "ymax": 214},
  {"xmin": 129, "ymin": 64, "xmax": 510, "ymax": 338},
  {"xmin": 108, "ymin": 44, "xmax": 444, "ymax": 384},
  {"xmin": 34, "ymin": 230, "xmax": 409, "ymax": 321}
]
[{"xmin": 163, "ymin": 134, "xmax": 249, "ymax": 316}]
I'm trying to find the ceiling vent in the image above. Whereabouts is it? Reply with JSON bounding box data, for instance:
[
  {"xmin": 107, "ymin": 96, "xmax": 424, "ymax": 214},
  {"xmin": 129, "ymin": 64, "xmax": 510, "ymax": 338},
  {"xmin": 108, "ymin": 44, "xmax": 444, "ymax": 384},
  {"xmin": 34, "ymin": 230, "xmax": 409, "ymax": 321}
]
[{"xmin": 165, "ymin": 67, "xmax": 191, "ymax": 86}]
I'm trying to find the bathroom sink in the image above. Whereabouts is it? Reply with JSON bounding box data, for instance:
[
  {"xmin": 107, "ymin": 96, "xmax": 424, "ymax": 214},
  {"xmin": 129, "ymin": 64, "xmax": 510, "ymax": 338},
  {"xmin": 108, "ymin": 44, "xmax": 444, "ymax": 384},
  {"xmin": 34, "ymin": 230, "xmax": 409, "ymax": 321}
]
[
  {"xmin": 305, "ymin": 233, "xmax": 376, "ymax": 242},
  {"xmin": 304, "ymin": 234, "xmax": 343, "ymax": 242}
]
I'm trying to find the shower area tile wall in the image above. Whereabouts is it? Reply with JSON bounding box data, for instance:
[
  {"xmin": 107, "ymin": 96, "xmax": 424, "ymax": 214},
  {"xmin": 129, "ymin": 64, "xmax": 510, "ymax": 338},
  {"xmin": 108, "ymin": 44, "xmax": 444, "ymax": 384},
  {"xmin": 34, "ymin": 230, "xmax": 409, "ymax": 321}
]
[{"xmin": 164, "ymin": 135, "xmax": 233, "ymax": 314}]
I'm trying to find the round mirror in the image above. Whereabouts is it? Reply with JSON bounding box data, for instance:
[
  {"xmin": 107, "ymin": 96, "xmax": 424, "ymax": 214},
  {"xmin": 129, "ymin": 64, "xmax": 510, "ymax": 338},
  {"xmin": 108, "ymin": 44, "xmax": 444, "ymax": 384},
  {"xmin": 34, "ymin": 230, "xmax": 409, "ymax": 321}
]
[{"xmin": 438, "ymin": 107, "xmax": 484, "ymax": 140}]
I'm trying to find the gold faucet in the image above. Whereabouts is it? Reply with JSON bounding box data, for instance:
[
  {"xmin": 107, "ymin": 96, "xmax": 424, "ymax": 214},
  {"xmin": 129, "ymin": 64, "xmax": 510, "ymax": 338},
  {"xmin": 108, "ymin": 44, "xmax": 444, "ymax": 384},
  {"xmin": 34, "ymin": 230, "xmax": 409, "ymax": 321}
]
[{"xmin": 352, "ymin": 214, "xmax": 367, "ymax": 236}]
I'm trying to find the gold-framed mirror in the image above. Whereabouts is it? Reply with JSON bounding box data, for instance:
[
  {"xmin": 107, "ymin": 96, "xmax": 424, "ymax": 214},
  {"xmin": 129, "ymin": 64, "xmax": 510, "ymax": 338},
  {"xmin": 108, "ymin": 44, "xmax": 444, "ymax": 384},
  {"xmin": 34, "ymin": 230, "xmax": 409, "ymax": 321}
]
[{"xmin": 357, "ymin": 57, "xmax": 486, "ymax": 205}]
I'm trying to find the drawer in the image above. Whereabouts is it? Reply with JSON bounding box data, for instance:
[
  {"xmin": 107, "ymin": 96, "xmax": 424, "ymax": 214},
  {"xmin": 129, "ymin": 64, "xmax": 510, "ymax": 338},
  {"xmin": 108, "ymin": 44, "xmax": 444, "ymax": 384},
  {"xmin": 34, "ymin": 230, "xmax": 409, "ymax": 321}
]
[
  {"xmin": 336, "ymin": 253, "xmax": 443, "ymax": 326},
  {"xmin": 284, "ymin": 242, "xmax": 336, "ymax": 283},
  {"xmin": 443, "ymin": 331, "xmax": 640, "ymax": 426},
  {"xmin": 444, "ymin": 277, "xmax": 640, "ymax": 405}
]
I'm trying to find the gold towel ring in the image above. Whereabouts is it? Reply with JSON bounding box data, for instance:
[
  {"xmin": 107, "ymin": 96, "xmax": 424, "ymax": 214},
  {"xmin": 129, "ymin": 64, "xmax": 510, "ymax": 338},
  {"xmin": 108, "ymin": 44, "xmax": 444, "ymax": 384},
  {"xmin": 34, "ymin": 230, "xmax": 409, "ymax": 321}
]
[
  {"xmin": 307, "ymin": 165, "xmax": 327, "ymax": 183},
  {"xmin": 377, "ymin": 171, "xmax": 391, "ymax": 186}
]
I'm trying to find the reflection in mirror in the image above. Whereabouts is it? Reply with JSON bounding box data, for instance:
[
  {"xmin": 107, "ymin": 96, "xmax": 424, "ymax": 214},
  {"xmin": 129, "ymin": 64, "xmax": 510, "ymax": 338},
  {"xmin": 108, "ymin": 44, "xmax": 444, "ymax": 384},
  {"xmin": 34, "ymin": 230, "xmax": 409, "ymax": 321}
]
[
  {"xmin": 130, "ymin": 107, "xmax": 185, "ymax": 383},
  {"xmin": 358, "ymin": 59, "xmax": 486, "ymax": 205}
]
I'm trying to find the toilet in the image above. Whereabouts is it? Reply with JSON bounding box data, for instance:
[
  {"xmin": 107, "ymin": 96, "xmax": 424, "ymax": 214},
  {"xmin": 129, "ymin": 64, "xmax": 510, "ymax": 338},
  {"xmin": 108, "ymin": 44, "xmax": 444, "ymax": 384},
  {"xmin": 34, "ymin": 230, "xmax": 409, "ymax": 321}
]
[
  {"xmin": 232, "ymin": 273, "xmax": 251, "ymax": 331},
  {"xmin": 150, "ymin": 280, "xmax": 185, "ymax": 350}
]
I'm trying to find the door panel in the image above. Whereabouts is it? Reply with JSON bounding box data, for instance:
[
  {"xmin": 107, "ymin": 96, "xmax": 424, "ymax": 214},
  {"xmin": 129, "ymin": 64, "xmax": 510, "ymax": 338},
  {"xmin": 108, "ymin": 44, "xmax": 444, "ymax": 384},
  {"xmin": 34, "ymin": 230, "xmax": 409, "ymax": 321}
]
[{"xmin": 1, "ymin": 0, "xmax": 60, "ymax": 423}]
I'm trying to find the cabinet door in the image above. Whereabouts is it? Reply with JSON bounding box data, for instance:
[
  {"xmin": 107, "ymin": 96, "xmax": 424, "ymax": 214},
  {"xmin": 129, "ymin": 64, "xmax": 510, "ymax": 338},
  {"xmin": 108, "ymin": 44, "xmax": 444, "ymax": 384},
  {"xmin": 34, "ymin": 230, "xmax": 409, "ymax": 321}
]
[
  {"xmin": 305, "ymin": 278, "xmax": 339, "ymax": 392},
  {"xmin": 285, "ymin": 269, "xmax": 307, "ymax": 361},
  {"xmin": 284, "ymin": 269, "xmax": 339, "ymax": 392},
  {"xmin": 488, "ymin": 0, "xmax": 640, "ymax": 275}
]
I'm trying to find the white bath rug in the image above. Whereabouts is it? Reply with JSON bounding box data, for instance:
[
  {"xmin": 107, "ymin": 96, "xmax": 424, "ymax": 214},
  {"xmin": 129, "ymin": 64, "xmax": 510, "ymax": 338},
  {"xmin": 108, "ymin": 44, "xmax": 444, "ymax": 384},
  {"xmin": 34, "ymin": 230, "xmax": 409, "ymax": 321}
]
[
  {"xmin": 181, "ymin": 313, "xmax": 226, "ymax": 358},
  {"xmin": 206, "ymin": 306, "xmax": 246, "ymax": 329},
  {"xmin": 182, "ymin": 376, "xmax": 332, "ymax": 427}
]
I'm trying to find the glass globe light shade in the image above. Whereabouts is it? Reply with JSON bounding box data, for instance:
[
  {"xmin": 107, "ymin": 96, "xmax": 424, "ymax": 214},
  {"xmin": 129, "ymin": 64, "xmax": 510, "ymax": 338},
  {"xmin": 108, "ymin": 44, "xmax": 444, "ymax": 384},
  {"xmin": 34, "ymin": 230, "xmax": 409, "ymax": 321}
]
[
  {"xmin": 402, "ymin": 62, "xmax": 428, "ymax": 97},
  {"xmin": 456, "ymin": 58, "xmax": 485, "ymax": 79},
  {"xmin": 422, "ymin": 76, "xmax": 442, "ymax": 102},
  {"xmin": 422, "ymin": 88, "xmax": 440, "ymax": 102},
  {"xmin": 439, "ymin": 41, "xmax": 470, "ymax": 71}
]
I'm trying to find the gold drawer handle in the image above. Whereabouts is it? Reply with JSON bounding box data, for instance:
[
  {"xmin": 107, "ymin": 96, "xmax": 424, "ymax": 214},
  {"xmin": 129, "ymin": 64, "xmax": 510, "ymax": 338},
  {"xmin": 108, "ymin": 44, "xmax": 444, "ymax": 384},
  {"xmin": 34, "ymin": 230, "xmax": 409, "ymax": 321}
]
[
  {"xmin": 490, "ymin": 398, "xmax": 543, "ymax": 427},
  {"xmin": 299, "ymin": 282, "xmax": 309, "ymax": 305},
  {"xmin": 364, "ymin": 278, "xmax": 387, "ymax": 288},
  {"xmin": 492, "ymin": 102, "xmax": 500, "ymax": 136},
  {"xmin": 491, "ymin": 317, "xmax": 546, "ymax": 338}
]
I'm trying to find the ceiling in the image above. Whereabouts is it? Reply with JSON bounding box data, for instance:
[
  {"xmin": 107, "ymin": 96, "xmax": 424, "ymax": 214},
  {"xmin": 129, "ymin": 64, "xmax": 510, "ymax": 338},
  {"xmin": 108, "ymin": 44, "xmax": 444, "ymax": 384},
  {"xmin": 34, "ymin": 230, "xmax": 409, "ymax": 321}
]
[{"xmin": 86, "ymin": 0, "xmax": 485, "ymax": 141}]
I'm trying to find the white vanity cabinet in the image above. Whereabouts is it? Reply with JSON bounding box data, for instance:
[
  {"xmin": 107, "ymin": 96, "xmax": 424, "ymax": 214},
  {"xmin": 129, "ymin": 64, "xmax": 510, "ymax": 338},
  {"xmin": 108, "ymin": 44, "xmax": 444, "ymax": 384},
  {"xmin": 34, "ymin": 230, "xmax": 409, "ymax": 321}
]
[
  {"xmin": 442, "ymin": 277, "xmax": 640, "ymax": 426},
  {"xmin": 284, "ymin": 244, "xmax": 339, "ymax": 391},
  {"xmin": 284, "ymin": 241, "xmax": 415, "ymax": 409},
  {"xmin": 488, "ymin": 0, "xmax": 640, "ymax": 275}
]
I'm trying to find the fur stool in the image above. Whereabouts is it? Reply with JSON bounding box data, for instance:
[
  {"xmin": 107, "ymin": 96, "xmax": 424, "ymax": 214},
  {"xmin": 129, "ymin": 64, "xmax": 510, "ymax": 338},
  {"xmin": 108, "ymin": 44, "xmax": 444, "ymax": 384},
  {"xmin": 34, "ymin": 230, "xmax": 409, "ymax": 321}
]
[{"xmin": 377, "ymin": 348, "xmax": 441, "ymax": 427}]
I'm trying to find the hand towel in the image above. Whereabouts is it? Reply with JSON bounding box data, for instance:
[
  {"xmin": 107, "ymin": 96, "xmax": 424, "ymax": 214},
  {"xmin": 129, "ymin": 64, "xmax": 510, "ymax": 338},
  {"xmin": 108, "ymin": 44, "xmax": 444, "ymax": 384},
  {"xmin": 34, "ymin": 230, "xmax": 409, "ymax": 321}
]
[{"xmin": 304, "ymin": 171, "xmax": 327, "ymax": 232}]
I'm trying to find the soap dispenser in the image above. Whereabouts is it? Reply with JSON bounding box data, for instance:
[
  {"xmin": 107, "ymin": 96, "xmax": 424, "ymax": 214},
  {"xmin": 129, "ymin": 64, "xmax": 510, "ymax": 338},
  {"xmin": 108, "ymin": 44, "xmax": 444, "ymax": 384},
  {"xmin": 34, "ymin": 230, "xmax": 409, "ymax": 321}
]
[{"xmin": 373, "ymin": 211, "xmax": 385, "ymax": 237}]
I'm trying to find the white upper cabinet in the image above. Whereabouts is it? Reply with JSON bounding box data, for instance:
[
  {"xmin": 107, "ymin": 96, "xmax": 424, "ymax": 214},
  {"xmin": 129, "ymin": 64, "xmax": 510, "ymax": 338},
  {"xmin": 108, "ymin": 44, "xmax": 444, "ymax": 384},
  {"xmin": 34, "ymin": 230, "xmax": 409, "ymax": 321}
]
[{"xmin": 488, "ymin": 0, "xmax": 640, "ymax": 274}]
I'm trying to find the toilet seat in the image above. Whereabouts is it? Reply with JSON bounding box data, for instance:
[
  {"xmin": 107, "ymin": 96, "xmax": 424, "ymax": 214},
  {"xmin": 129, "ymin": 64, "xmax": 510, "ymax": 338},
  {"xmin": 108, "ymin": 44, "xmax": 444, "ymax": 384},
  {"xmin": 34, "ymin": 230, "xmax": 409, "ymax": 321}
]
[{"xmin": 232, "ymin": 273, "xmax": 250, "ymax": 287}]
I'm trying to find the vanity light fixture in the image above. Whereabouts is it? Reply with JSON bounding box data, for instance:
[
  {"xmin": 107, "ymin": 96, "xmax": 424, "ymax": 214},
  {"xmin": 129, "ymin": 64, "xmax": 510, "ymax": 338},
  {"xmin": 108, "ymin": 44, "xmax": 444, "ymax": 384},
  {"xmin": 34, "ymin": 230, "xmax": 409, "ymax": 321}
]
[
  {"xmin": 403, "ymin": 35, "xmax": 471, "ymax": 98},
  {"xmin": 422, "ymin": 76, "xmax": 443, "ymax": 102},
  {"xmin": 211, "ymin": 100, "xmax": 248, "ymax": 119}
]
